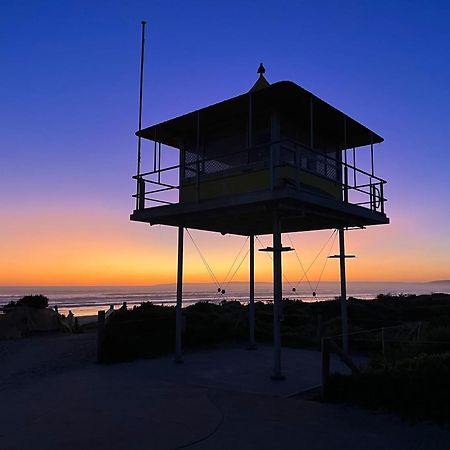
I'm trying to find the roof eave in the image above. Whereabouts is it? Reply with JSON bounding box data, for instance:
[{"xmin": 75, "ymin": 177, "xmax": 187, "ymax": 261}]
[{"xmin": 136, "ymin": 80, "xmax": 384, "ymax": 146}]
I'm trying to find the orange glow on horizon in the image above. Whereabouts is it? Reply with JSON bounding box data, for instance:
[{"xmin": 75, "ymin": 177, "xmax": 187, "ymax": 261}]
[{"xmin": 0, "ymin": 205, "xmax": 448, "ymax": 286}]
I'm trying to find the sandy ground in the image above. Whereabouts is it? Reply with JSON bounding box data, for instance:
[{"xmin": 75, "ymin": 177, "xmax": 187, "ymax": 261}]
[{"xmin": 1, "ymin": 332, "xmax": 449, "ymax": 450}]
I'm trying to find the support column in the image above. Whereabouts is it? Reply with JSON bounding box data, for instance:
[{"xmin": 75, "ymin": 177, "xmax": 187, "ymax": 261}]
[
  {"xmin": 175, "ymin": 226, "xmax": 184, "ymax": 363},
  {"xmin": 272, "ymin": 211, "xmax": 284, "ymax": 379},
  {"xmin": 338, "ymin": 228, "xmax": 349, "ymax": 353},
  {"xmin": 309, "ymin": 95, "xmax": 314, "ymax": 149},
  {"xmin": 248, "ymin": 235, "xmax": 256, "ymax": 350},
  {"xmin": 248, "ymin": 94, "xmax": 252, "ymax": 144},
  {"xmin": 270, "ymin": 111, "xmax": 280, "ymax": 191},
  {"xmin": 195, "ymin": 111, "xmax": 201, "ymax": 203}
]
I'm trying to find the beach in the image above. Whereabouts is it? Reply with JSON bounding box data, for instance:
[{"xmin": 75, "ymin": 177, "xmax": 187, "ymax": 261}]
[
  {"xmin": 1, "ymin": 282, "xmax": 449, "ymax": 317},
  {"xmin": 1, "ymin": 330, "xmax": 449, "ymax": 449}
]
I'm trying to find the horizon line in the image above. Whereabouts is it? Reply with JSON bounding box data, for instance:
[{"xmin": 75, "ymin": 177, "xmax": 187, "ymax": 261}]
[{"xmin": 0, "ymin": 280, "xmax": 448, "ymax": 288}]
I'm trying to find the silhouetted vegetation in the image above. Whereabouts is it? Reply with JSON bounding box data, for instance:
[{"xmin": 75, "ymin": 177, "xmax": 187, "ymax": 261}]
[
  {"xmin": 327, "ymin": 352, "xmax": 450, "ymax": 423},
  {"xmin": 99, "ymin": 293, "xmax": 450, "ymax": 363},
  {"xmin": 319, "ymin": 293, "xmax": 450, "ymax": 424},
  {"xmin": 4, "ymin": 294, "xmax": 49, "ymax": 310},
  {"xmin": 99, "ymin": 293, "xmax": 450, "ymax": 422},
  {"xmin": 100, "ymin": 301, "xmax": 248, "ymax": 362}
]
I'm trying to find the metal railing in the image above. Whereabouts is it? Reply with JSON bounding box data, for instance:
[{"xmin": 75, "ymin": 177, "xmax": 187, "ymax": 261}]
[{"xmin": 132, "ymin": 139, "xmax": 387, "ymax": 213}]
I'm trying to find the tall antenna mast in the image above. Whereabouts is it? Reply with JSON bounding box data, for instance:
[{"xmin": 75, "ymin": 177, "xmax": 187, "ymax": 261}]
[{"xmin": 136, "ymin": 21, "xmax": 146, "ymax": 208}]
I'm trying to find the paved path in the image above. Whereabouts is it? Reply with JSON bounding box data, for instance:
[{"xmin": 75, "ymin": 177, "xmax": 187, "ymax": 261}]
[
  {"xmin": 123, "ymin": 344, "xmax": 357, "ymax": 397},
  {"xmin": 1, "ymin": 334, "xmax": 449, "ymax": 449}
]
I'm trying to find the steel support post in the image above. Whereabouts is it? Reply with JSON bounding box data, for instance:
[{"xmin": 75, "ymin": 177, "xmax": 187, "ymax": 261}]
[
  {"xmin": 248, "ymin": 94, "xmax": 252, "ymax": 145},
  {"xmin": 195, "ymin": 111, "xmax": 200, "ymax": 202},
  {"xmin": 270, "ymin": 111, "xmax": 280, "ymax": 191},
  {"xmin": 272, "ymin": 211, "xmax": 284, "ymax": 379},
  {"xmin": 338, "ymin": 228, "xmax": 349, "ymax": 353},
  {"xmin": 309, "ymin": 95, "xmax": 314, "ymax": 149},
  {"xmin": 175, "ymin": 226, "xmax": 184, "ymax": 363},
  {"xmin": 248, "ymin": 235, "xmax": 256, "ymax": 350}
]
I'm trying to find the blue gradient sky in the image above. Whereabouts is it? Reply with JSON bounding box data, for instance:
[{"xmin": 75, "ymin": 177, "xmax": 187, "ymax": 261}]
[{"xmin": 1, "ymin": 0, "xmax": 449, "ymax": 284}]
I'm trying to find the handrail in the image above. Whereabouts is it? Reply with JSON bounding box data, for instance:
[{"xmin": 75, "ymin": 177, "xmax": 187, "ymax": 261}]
[
  {"xmin": 280, "ymin": 139, "xmax": 386, "ymax": 184},
  {"xmin": 132, "ymin": 138, "xmax": 387, "ymax": 211},
  {"xmin": 133, "ymin": 142, "xmax": 271, "ymax": 179},
  {"xmin": 133, "ymin": 139, "xmax": 387, "ymax": 185}
]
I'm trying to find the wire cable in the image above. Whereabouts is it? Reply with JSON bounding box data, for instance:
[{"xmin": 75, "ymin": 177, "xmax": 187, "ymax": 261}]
[
  {"xmin": 224, "ymin": 249, "xmax": 250, "ymax": 290},
  {"xmin": 186, "ymin": 231, "xmax": 250, "ymax": 295},
  {"xmin": 313, "ymin": 230, "xmax": 338, "ymax": 292},
  {"xmin": 186, "ymin": 229, "xmax": 220, "ymax": 289},
  {"xmin": 287, "ymin": 233, "xmax": 314, "ymax": 293},
  {"xmin": 220, "ymin": 236, "xmax": 249, "ymax": 287},
  {"xmin": 255, "ymin": 235, "xmax": 296, "ymax": 292},
  {"xmin": 287, "ymin": 230, "xmax": 337, "ymax": 295}
]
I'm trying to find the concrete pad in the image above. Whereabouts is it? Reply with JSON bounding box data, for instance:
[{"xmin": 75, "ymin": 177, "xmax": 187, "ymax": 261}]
[
  {"xmin": 0, "ymin": 365, "xmax": 220, "ymax": 450},
  {"xmin": 193, "ymin": 389, "xmax": 450, "ymax": 450},
  {"xmin": 1, "ymin": 334, "xmax": 449, "ymax": 450},
  {"xmin": 127, "ymin": 345, "xmax": 356, "ymax": 397}
]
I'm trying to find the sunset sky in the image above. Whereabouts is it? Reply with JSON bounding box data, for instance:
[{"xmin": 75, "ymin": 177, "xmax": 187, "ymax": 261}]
[{"xmin": 1, "ymin": 0, "xmax": 449, "ymax": 286}]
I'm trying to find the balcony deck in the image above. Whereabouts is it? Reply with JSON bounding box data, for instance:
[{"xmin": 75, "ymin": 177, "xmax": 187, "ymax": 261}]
[
  {"xmin": 130, "ymin": 186, "xmax": 388, "ymax": 236},
  {"xmin": 130, "ymin": 140, "xmax": 388, "ymax": 236}
]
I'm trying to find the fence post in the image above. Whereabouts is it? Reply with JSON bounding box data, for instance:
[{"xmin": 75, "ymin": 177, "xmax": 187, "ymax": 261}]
[
  {"xmin": 321, "ymin": 338, "xmax": 330, "ymax": 400},
  {"xmin": 97, "ymin": 310, "xmax": 106, "ymax": 363},
  {"xmin": 54, "ymin": 304, "xmax": 61, "ymax": 327},
  {"xmin": 381, "ymin": 327, "xmax": 385, "ymax": 356},
  {"xmin": 417, "ymin": 322, "xmax": 422, "ymax": 341}
]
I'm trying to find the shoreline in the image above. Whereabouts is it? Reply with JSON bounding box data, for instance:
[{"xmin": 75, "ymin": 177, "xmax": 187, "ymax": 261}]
[{"xmin": 1, "ymin": 280, "xmax": 449, "ymax": 319}]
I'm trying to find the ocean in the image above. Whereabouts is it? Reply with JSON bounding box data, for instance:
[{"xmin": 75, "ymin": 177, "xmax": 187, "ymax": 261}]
[{"xmin": 1, "ymin": 281, "xmax": 449, "ymax": 317}]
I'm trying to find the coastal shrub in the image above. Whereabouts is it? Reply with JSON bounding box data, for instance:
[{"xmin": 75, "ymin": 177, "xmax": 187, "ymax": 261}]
[
  {"xmin": 101, "ymin": 305, "xmax": 175, "ymax": 361},
  {"xmin": 327, "ymin": 352, "xmax": 450, "ymax": 423},
  {"xmin": 184, "ymin": 308, "xmax": 247, "ymax": 347},
  {"xmin": 186, "ymin": 301, "xmax": 220, "ymax": 314},
  {"xmin": 425, "ymin": 325, "xmax": 450, "ymax": 343},
  {"xmin": 4, "ymin": 294, "xmax": 49, "ymax": 309},
  {"xmin": 381, "ymin": 325, "xmax": 450, "ymax": 361},
  {"xmin": 98, "ymin": 294, "xmax": 450, "ymax": 363}
]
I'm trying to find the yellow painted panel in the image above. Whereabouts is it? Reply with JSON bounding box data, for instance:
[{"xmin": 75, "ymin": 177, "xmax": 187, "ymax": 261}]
[
  {"xmin": 179, "ymin": 166, "xmax": 340, "ymax": 203},
  {"xmin": 278, "ymin": 166, "xmax": 340, "ymax": 199},
  {"xmin": 180, "ymin": 169, "xmax": 270, "ymax": 202}
]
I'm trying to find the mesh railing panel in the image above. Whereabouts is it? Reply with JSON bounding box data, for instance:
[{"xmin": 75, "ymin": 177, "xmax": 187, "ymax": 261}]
[
  {"xmin": 137, "ymin": 140, "xmax": 384, "ymax": 212},
  {"xmin": 280, "ymin": 145, "xmax": 339, "ymax": 182}
]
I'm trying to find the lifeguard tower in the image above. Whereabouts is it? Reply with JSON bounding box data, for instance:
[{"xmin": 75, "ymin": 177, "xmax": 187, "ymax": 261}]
[{"xmin": 131, "ymin": 49, "xmax": 388, "ymax": 378}]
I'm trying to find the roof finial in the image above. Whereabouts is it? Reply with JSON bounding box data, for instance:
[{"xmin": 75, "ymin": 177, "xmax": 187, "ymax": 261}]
[{"xmin": 249, "ymin": 63, "xmax": 270, "ymax": 92}]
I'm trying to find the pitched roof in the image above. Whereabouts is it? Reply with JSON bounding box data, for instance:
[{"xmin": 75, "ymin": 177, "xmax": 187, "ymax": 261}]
[{"xmin": 138, "ymin": 80, "xmax": 383, "ymax": 149}]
